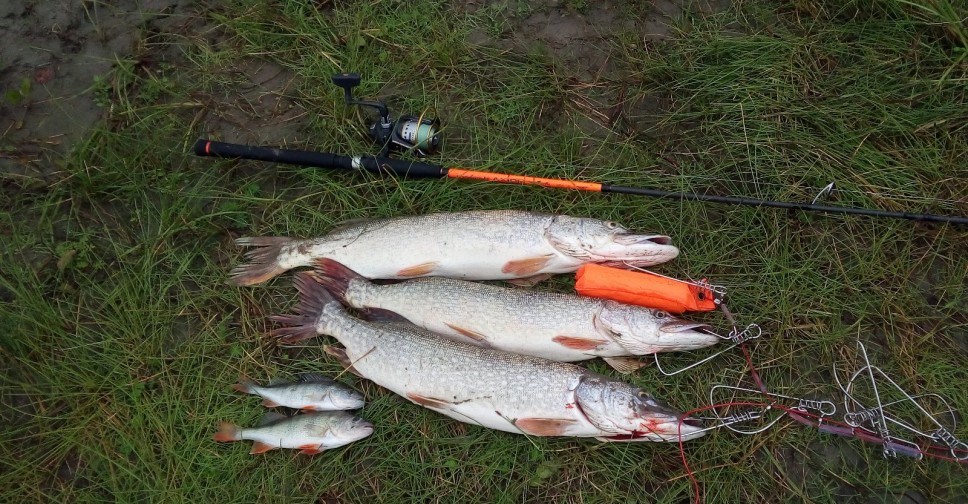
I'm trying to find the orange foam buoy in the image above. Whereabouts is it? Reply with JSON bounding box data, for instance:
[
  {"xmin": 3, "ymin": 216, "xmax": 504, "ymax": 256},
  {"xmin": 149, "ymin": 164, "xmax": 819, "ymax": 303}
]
[{"xmin": 574, "ymin": 264, "xmax": 718, "ymax": 314}]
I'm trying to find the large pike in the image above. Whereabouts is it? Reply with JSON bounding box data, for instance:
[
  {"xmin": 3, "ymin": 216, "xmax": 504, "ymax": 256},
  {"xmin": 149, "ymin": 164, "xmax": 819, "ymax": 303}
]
[
  {"xmin": 270, "ymin": 273, "xmax": 705, "ymax": 442},
  {"xmin": 229, "ymin": 210, "xmax": 678, "ymax": 286},
  {"xmin": 304, "ymin": 259, "xmax": 721, "ymax": 373}
]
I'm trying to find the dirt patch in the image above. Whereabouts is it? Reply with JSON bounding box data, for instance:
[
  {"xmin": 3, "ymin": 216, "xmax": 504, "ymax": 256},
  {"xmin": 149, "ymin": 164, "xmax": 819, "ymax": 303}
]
[
  {"xmin": 0, "ymin": 0, "xmax": 199, "ymax": 176},
  {"xmin": 195, "ymin": 59, "xmax": 308, "ymax": 146},
  {"xmin": 462, "ymin": 0, "xmax": 731, "ymax": 139}
]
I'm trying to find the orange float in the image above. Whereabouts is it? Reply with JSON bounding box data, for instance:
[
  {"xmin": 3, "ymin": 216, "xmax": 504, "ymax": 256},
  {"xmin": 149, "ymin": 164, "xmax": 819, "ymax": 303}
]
[{"xmin": 574, "ymin": 264, "xmax": 718, "ymax": 314}]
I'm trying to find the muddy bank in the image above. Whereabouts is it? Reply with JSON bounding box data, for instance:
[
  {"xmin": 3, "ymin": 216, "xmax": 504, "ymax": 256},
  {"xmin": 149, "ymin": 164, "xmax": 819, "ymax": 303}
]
[{"xmin": 0, "ymin": 1, "xmax": 199, "ymax": 177}]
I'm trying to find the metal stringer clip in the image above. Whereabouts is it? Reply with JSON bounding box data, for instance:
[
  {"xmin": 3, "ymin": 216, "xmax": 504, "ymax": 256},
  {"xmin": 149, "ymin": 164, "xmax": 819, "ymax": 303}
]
[
  {"xmin": 653, "ymin": 323, "xmax": 763, "ymax": 376},
  {"xmin": 832, "ymin": 340, "xmax": 967, "ymax": 460},
  {"xmin": 695, "ymin": 384, "xmax": 837, "ymax": 436}
]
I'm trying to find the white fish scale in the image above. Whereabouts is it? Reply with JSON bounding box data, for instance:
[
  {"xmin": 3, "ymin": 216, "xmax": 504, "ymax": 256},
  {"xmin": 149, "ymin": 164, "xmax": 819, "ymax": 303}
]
[
  {"xmin": 239, "ymin": 414, "xmax": 354, "ymax": 449},
  {"xmin": 323, "ymin": 306, "xmax": 606, "ymax": 436},
  {"xmin": 255, "ymin": 384, "xmax": 318, "ymax": 405},
  {"xmin": 346, "ymin": 278, "xmax": 629, "ymax": 361},
  {"xmin": 278, "ymin": 211, "xmax": 581, "ymax": 279}
]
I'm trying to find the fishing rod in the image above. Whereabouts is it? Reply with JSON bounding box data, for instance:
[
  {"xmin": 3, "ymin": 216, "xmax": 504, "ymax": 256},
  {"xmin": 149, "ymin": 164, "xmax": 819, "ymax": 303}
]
[{"xmin": 192, "ymin": 73, "xmax": 968, "ymax": 226}]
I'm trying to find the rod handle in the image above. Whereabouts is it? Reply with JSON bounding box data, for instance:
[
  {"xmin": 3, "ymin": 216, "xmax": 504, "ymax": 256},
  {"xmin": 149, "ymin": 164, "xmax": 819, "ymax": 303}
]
[{"xmin": 192, "ymin": 139, "xmax": 446, "ymax": 179}]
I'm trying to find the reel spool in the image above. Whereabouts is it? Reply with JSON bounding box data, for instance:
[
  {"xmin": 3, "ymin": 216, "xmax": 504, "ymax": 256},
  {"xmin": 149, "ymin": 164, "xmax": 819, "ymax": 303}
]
[{"xmin": 332, "ymin": 72, "xmax": 441, "ymax": 157}]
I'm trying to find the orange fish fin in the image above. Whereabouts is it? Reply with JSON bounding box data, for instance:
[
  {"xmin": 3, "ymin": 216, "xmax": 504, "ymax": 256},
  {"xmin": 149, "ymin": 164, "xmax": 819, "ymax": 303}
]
[
  {"xmin": 551, "ymin": 335, "xmax": 608, "ymax": 351},
  {"xmin": 232, "ymin": 382, "xmax": 253, "ymax": 394},
  {"xmin": 501, "ymin": 255, "xmax": 554, "ymax": 276},
  {"xmin": 602, "ymin": 357, "xmax": 647, "ymax": 374},
  {"xmin": 261, "ymin": 398, "xmax": 280, "ymax": 408},
  {"xmin": 269, "ymin": 272, "xmax": 334, "ymax": 345},
  {"xmin": 212, "ymin": 422, "xmax": 240, "ymax": 442},
  {"xmin": 444, "ymin": 323, "xmax": 488, "ymax": 345},
  {"xmin": 397, "ymin": 261, "xmax": 439, "ymax": 277},
  {"xmin": 514, "ymin": 417, "xmax": 578, "ymax": 436},
  {"xmin": 312, "ymin": 258, "xmax": 368, "ymax": 305},
  {"xmin": 298, "ymin": 444, "xmax": 325, "ymax": 455},
  {"xmin": 301, "ymin": 406, "xmax": 320, "ymax": 411},
  {"xmin": 406, "ymin": 393, "xmax": 452, "ymax": 409},
  {"xmin": 249, "ymin": 441, "xmax": 275, "ymax": 454},
  {"xmin": 229, "ymin": 237, "xmax": 293, "ymax": 286},
  {"xmin": 505, "ymin": 274, "xmax": 553, "ymax": 287},
  {"xmin": 323, "ymin": 345, "xmax": 362, "ymax": 377}
]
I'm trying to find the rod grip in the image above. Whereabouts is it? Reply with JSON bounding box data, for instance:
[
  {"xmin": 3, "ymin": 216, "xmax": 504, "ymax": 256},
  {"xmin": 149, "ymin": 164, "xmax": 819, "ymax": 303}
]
[
  {"xmin": 192, "ymin": 139, "xmax": 446, "ymax": 179},
  {"xmin": 194, "ymin": 139, "xmax": 354, "ymax": 170}
]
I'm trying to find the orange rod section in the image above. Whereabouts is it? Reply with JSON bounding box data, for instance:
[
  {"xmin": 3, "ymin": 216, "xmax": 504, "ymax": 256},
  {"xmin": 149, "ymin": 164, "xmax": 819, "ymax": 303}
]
[{"xmin": 447, "ymin": 168, "xmax": 603, "ymax": 192}]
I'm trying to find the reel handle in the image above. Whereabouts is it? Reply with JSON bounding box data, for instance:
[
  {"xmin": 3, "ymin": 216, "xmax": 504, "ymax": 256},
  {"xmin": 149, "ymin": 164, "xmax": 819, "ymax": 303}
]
[{"xmin": 332, "ymin": 72, "xmax": 389, "ymax": 121}]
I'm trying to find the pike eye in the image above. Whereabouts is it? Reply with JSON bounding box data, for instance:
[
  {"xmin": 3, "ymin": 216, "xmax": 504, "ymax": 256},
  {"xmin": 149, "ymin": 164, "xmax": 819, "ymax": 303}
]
[
  {"xmin": 637, "ymin": 391, "xmax": 649, "ymax": 399},
  {"xmin": 605, "ymin": 221, "xmax": 619, "ymax": 229},
  {"xmin": 652, "ymin": 310, "xmax": 669, "ymax": 319}
]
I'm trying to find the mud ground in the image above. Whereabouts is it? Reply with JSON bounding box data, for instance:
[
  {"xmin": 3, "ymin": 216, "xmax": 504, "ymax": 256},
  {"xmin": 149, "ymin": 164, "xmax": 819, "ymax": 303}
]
[{"xmin": 1, "ymin": 0, "xmax": 729, "ymax": 178}]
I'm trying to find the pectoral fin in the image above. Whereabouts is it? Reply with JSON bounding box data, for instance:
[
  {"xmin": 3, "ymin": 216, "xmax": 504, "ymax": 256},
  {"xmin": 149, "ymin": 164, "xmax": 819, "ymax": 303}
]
[
  {"xmin": 406, "ymin": 393, "xmax": 453, "ymax": 409},
  {"xmin": 323, "ymin": 345, "xmax": 362, "ymax": 377},
  {"xmin": 444, "ymin": 323, "xmax": 489, "ymax": 345},
  {"xmin": 514, "ymin": 417, "xmax": 578, "ymax": 436},
  {"xmin": 398, "ymin": 262, "xmax": 438, "ymax": 277},
  {"xmin": 552, "ymin": 335, "xmax": 609, "ymax": 351},
  {"xmin": 501, "ymin": 255, "xmax": 554, "ymax": 276},
  {"xmin": 602, "ymin": 357, "xmax": 647, "ymax": 374}
]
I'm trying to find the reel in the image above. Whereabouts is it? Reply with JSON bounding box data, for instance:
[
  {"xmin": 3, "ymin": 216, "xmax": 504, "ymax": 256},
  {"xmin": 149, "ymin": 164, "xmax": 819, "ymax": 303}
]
[{"xmin": 332, "ymin": 72, "xmax": 441, "ymax": 157}]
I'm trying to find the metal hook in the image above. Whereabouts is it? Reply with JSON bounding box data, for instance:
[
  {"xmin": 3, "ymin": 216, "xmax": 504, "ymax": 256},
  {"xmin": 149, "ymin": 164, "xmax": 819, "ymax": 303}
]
[
  {"xmin": 812, "ymin": 182, "xmax": 836, "ymax": 204},
  {"xmin": 653, "ymin": 323, "xmax": 763, "ymax": 376}
]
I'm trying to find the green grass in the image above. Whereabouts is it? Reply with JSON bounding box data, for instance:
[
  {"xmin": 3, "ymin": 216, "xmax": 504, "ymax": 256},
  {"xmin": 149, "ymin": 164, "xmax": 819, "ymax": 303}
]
[{"xmin": 2, "ymin": 0, "xmax": 967, "ymax": 502}]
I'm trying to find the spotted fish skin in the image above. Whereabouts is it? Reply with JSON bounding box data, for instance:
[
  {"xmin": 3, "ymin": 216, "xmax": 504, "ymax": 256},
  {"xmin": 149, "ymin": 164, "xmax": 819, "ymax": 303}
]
[
  {"xmin": 269, "ymin": 273, "xmax": 705, "ymax": 443},
  {"xmin": 312, "ymin": 259, "xmax": 719, "ymax": 369},
  {"xmin": 228, "ymin": 210, "xmax": 678, "ymax": 286}
]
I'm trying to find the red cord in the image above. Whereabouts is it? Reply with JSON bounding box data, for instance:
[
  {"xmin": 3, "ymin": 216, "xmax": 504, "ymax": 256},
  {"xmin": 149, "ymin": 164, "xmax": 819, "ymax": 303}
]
[{"xmin": 677, "ymin": 401, "xmax": 771, "ymax": 503}]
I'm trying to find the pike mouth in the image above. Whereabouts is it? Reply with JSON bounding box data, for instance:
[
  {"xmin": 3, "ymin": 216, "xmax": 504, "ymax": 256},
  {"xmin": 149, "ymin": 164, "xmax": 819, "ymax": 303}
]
[
  {"xmin": 599, "ymin": 416, "xmax": 705, "ymax": 442},
  {"xmin": 612, "ymin": 234, "xmax": 673, "ymax": 246},
  {"xmin": 660, "ymin": 322, "xmax": 717, "ymax": 335}
]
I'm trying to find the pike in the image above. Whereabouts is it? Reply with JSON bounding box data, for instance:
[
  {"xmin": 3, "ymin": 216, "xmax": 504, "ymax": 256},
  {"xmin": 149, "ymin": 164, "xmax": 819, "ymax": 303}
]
[
  {"xmin": 270, "ymin": 272, "xmax": 706, "ymax": 442},
  {"xmin": 307, "ymin": 259, "xmax": 721, "ymax": 374},
  {"xmin": 228, "ymin": 210, "xmax": 678, "ymax": 286}
]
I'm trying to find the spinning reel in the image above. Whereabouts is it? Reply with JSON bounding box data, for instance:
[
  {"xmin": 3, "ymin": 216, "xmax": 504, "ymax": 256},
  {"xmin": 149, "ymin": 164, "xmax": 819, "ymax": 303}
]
[{"xmin": 332, "ymin": 72, "xmax": 441, "ymax": 157}]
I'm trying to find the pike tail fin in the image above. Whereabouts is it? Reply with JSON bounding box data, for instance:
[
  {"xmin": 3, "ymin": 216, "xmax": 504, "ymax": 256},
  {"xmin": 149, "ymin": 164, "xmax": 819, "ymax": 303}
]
[
  {"xmin": 228, "ymin": 237, "xmax": 293, "ymax": 286},
  {"xmin": 270, "ymin": 272, "xmax": 341, "ymax": 345},
  {"xmin": 313, "ymin": 258, "xmax": 370, "ymax": 308}
]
